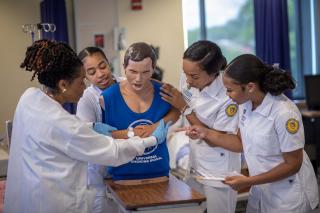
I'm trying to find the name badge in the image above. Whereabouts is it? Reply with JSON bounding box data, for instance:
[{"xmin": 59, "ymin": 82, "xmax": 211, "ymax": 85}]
[{"xmin": 182, "ymin": 87, "xmax": 192, "ymax": 104}]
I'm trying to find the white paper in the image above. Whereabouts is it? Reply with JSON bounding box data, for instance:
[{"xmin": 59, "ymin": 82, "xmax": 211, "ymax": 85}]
[{"xmin": 191, "ymin": 169, "xmax": 242, "ymax": 182}]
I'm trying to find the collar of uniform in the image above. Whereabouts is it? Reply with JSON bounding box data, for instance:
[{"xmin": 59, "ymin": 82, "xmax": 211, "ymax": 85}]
[
  {"xmin": 92, "ymin": 76, "xmax": 122, "ymax": 95},
  {"xmin": 253, "ymin": 93, "xmax": 274, "ymax": 117},
  {"xmin": 92, "ymin": 85, "xmax": 103, "ymax": 95},
  {"xmin": 201, "ymin": 73, "xmax": 224, "ymax": 98}
]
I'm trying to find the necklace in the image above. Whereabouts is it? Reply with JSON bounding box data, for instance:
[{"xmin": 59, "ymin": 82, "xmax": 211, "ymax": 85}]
[{"xmin": 41, "ymin": 86, "xmax": 55, "ymax": 99}]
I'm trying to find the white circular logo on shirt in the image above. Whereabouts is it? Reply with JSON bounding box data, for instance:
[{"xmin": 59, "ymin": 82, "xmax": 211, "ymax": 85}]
[{"xmin": 129, "ymin": 119, "xmax": 158, "ymax": 155}]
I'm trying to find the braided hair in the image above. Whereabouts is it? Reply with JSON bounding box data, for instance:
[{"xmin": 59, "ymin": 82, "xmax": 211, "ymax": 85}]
[
  {"xmin": 225, "ymin": 54, "xmax": 295, "ymax": 96},
  {"xmin": 183, "ymin": 40, "xmax": 227, "ymax": 76},
  {"xmin": 20, "ymin": 39, "xmax": 83, "ymax": 91}
]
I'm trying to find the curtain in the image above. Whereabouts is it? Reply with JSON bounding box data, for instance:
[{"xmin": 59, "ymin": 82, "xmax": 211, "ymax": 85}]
[
  {"xmin": 40, "ymin": 0, "xmax": 76, "ymax": 113},
  {"xmin": 40, "ymin": 0, "xmax": 69, "ymax": 42},
  {"xmin": 254, "ymin": 0, "xmax": 292, "ymax": 97}
]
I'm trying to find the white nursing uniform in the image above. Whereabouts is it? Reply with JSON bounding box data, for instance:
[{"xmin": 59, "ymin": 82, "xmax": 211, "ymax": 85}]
[
  {"xmin": 181, "ymin": 73, "xmax": 241, "ymax": 213},
  {"xmin": 77, "ymin": 77, "xmax": 124, "ymax": 213},
  {"xmin": 239, "ymin": 93, "xmax": 319, "ymax": 213},
  {"xmin": 77, "ymin": 85, "xmax": 107, "ymax": 212},
  {"xmin": 4, "ymin": 87, "xmax": 155, "ymax": 213}
]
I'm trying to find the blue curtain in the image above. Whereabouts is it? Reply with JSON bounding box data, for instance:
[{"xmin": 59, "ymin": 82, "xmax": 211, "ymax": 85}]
[
  {"xmin": 254, "ymin": 0, "xmax": 292, "ymax": 97},
  {"xmin": 40, "ymin": 0, "xmax": 76, "ymax": 114},
  {"xmin": 40, "ymin": 0, "xmax": 68, "ymax": 42}
]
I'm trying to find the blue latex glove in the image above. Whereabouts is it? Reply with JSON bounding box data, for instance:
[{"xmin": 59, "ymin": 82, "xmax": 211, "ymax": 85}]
[
  {"xmin": 93, "ymin": 122, "xmax": 118, "ymax": 136},
  {"xmin": 152, "ymin": 119, "xmax": 173, "ymax": 144}
]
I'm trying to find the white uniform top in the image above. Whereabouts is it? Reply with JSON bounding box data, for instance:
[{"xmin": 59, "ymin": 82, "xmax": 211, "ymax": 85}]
[
  {"xmin": 4, "ymin": 87, "xmax": 154, "ymax": 213},
  {"xmin": 239, "ymin": 93, "xmax": 319, "ymax": 210},
  {"xmin": 77, "ymin": 84, "xmax": 104, "ymax": 123},
  {"xmin": 76, "ymin": 77, "xmax": 125, "ymax": 194},
  {"xmin": 77, "ymin": 85, "xmax": 106, "ymax": 199},
  {"xmin": 180, "ymin": 73, "xmax": 241, "ymax": 187},
  {"xmin": 77, "ymin": 77, "xmax": 125, "ymax": 123}
]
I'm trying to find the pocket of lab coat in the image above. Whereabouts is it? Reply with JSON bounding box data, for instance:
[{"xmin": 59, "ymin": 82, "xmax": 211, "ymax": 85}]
[{"xmin": 267, "ymin": 176, "xmax": 303, "ymax": 209}]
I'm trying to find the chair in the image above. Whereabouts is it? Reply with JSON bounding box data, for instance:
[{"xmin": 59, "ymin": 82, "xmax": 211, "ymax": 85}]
[{"xmin": 5, "ymin": 120, "xmax": 12, "ymax": 150}]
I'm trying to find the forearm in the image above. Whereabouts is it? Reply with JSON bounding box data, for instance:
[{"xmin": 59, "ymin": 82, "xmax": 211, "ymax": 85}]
[
  {"xmin": 163, "ymin": 108, "xmax": 180, "ymax": 123},
  {"xmin": 111, "ymin": 127, "xmax": 153, "ymax": 139},
  {"xmin": 246, "ymin": 149, "xmax": 303, "ymax": 186},
  {"xmin": 204, "ymin": 130, "xmax": 242, "ymax": 152},
  {"xmin": 186, "ymin": 112, "xmax": 207, "ymax": 127},
  {"xmin": 247, "ymin": 164, "xmax": 299, "ymax": 187},
  {"xmin": 111, "ymin": 130, "xmax": 128, "ymax": 139}
]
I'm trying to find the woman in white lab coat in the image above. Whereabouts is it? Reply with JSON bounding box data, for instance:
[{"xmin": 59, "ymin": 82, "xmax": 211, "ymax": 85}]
[
  {"xmin": 4, "ymin": 39, "xmax": 169, "ymax": 213},
  {"xmin": 160, "ymin": 40, "xmax": 240, "ymax": 213},
  {"xmin": 184, "ymin": 54, "xmax": 319, "ymax": 213}
]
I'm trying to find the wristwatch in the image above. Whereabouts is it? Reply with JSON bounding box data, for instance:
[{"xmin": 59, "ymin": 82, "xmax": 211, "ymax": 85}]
[
  {"xmin": 183, "ymin": 106, "xmax": 193, "ymax": 116},
  {"xmin": 127, "ymin": 127, "xmax": 135, "ymax": 138}
]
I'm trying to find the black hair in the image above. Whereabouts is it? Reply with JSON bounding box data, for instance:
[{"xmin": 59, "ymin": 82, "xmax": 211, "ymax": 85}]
[
  {"xmin": 183, "ymin": 40, "xmax": 227, "ymax": 76},
  {"xmin": 123, "ymin": 42, "xmax": 157, "ymax": 69},
  {"xmin": 78, "ymin": 46, "xmax": 109, "ymax": 64},
  {"xmin": 225, "ymin": 54, "xmax": 295, "ymax": 96},
  {"xmin": 20, "ymin": 39, "xmax": 83, "ymax": 91}
]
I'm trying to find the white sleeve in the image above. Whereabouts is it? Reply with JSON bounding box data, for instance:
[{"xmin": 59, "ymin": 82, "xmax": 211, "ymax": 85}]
[
  {"xmin": 212, "ymin": 99, "xmax": 239, "ymax": 133},
  {"xmin": 275, "ymin": 111, "xmax": 304, "ymax": 152},
  {"xmin": 65, "ymin": 122, "xmax": 154, "ymax": 167},
  {"xmin": 76, "ymin": 91, "xmax": 99, "ymax": 122}
]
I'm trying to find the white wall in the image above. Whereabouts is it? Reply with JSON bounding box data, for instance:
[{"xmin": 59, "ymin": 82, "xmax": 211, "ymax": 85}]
[
  {"xmin": 74, "ymin": 0, "xmax": 184, "ymax": 87},
  {"xmin": 74, "ymin": 0, "xmax": 121, "ymax": 74},
  {"xmin": 0, "ymin": 0, "xmax": 41, "ymax": 134},
  {"xmin": 117, "ymin": 0, "xmax": 184, "ymax": 86}
]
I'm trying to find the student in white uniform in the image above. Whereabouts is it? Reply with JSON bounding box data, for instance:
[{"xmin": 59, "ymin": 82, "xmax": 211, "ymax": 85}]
[
  {"xmin": 184, "ymin": 54, "xmax": 319, "ymax": 213},
  {"xmin": 4, "ymin": 39, "xmax": 170, "ymax": 213},
  {"xmin": 77, "ymin": 47, "xmax": 120, "ymax": 213},
  {"xmin": 160, "ymin": 40, "xmax": 240, "ymax": 213},
  {"xmin": 77, "ymin": 47, "xmax": 119, "ymax": 123}
]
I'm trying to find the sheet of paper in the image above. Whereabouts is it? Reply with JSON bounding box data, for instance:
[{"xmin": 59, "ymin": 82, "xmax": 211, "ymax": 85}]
[{"xmin": 191, "ymin": 169, "xmax": 243, "ymax": 182}]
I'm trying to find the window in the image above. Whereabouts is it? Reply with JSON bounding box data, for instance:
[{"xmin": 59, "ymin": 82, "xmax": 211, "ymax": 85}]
[
  {"xmin": 288, "ymin": 0, "xmax": 300, "ymax": 98},
  {"xmin": 182, "ymin": 0, "xmax": 255, "ymax": 62},
  {"xmin": 182, "ymin": 0, "xmax": 201, "ymax": 47},
  {"xmin": 288, "ymin": 0, "xmax": 320, "ymax": 99},
  {"xmin": 183, "ymin": 0, "xmax": 320, "ymax": 100},
  {"xmin": 204, "ymin": 0, "xmax": 255, "ymax": 61}
]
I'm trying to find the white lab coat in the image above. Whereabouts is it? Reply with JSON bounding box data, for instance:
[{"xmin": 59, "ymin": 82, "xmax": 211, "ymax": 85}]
[
  {"xmin": 180, "ymin": 73, "xmax": 240, "ymax": 213},
  {"xmin": 4, "ymin": 87, "xmax": 155, "ymax": 213},
  {"xmin": 239, "ymin": 93, "xmax": 319, "ymax": 213}
]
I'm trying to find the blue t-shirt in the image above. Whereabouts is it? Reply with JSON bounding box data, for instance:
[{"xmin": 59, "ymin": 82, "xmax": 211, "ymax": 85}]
[{"xmin": 101, "ymin": 81, "xmax": 171, "ymax": 180}]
